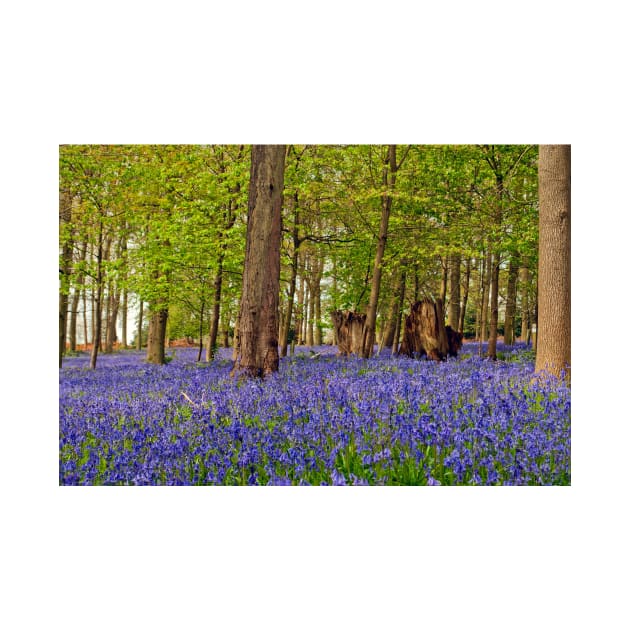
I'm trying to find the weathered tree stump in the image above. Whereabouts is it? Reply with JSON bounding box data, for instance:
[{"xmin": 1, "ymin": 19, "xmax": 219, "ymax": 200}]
[
  {"xmin": 332, "ymin": 310, "xmax": 366, "ymax": 356},
  {"xmin": 399, "ymin": 298, "xmax": 458, "ymax": 361}
]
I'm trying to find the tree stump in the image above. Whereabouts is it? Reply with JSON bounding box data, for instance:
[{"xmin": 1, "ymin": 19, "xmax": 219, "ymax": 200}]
[
  {"xmin": 399, "ymin": 298, "xmax": 451, "ymax": 361},
  {"xmin": 332, "ymin": 310, "xmax": 366, "ymax": 356}
]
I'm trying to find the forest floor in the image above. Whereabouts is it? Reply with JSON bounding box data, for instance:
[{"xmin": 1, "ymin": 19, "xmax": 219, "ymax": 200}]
[{"xmin": 59, "ymin": 342, "xmax": 570, "ymax": 485}]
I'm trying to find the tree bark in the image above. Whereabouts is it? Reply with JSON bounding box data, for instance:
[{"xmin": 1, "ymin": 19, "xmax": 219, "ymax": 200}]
[
  {"xmin": 535, "ymin": 145, "xmax": 571, "ymax": 379},
  {"xmin": 362, "ymin": 145, "xmax": 397, "ymax": 358},
  {"xmin": 231, "ymin": 145, "xmax": 286, "ymax": 378}
]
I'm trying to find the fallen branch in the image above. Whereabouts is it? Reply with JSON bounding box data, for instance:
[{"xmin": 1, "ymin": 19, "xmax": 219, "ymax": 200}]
[{"xmin": 180, "ymin": 391, "xmax": 198, "ymax": 407}]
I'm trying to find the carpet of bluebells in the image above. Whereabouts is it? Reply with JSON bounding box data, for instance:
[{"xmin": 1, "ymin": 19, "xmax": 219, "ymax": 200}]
[{"xmin": 59, "ymin": 342, "xmax": 570, "ymax": 485}]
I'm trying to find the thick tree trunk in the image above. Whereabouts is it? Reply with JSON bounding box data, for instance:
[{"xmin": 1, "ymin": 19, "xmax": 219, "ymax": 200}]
[
  {"xmin": 146, "ymin": 308, "xmax": 169, "ymax": 364},
  {"xmin": 232, "ymin": 145, "xmax": 286, "ymax": 378},
  {"xmin": 362, "ymin": 145, "xmax": 397, "ymax": 359},
  {"xmin": 503, "ymin": 255, "xmax": 520, "ymax": 346},
  {"xmin": 535, "ymin": 145, "xmax": 571, "ymax": 379},
  {"xmin": 448, "ymin": 253, "xmax": 461, "ymax": 329}
]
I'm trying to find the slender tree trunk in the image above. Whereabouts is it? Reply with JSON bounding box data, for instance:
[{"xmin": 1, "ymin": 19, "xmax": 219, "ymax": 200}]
[
  {"xmin": 391, "ymin": 270, "xmax": 407, "ymax": 355},
  {"xmin": 480, "ymin": 250, "xmax": 491, "ymax": 343},
  {"xmin": 89, "ymin": 219, "xmax": 104, "ymax": 370},
  {"xmin": 448, "ymin": 253, "xmax": 461, "ymax": 329},
  {"xmin": 69, "ymin": 289, "xmax": 80, "ymax": 353},
  {"xmin": 306, "ymin": 287, "xmax": 314, "ymax": 347},
  {"xmin": 295, "ymin": 268, "xmax": 305, "ymax": 347},
  {"xmin": 280, "ymin": 231, "xmax": 299, "ymax": 356},
  {"xmin": 197, "ymin": 296, "xmax": 205, "ymax": 362},
  {"xmin": 503, "ymin": 255, "xmax": 520, "ymax": 346},
  {"xmin": 82, "ymin": 287, "xmax": 88, "ymax": 348},
  {"xmin": 439, "ymin": 257, "xmax": 448, "ymax": 305},
  {"xmin": 535, "ymin": 145, "xmax": 571, "ymax": 379},
  {"xmin": 362, "ymin": 144, "xmax": 397, "ymax": 359},
  {"xmin": 458, "ymin": 257, "xmax": 471, "ymax": 333},
  {"xmin": 136, "ymin": 300, "xmax": 144, "ymax": 350},
  {"xmin": 314, "ymin": 279, "xmax": 322, "ymax": 346},
  {"xmin": 487, "ymin": 253, "xmax": 500, "ymax": 359},
  {"xmin": 207, "ymin": 257, "xmax": 224, "ymax": 360},
  {"xmin": 519, "ymin": 265, "xmax": 530, "ymax": 342},
  {"xmin": 59, "ymin": 191, "xmax": 74, "ymax": 367},
  {"xmin": 232, "ymin": 145, "xmax": 286, "ymax": 378},
  {"xmin": 121, "ymin": 288, "xmax": 128, "ymax": 348}
]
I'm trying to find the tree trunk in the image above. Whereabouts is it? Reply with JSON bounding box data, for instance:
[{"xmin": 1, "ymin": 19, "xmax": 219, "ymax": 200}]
[
  {"xmin": 314, "ymin": 279, "xmax": 322, "ymax": 346},
  {"xmin": 503, "ymin": 255, "xmax": 520, "ymax": 346},
  {"xmin": 231, "ymin": 145, "xmax": 286, "ymax": 378},
  {"xmin": 89, "ymin": 220, "xmax": 104, "ymax": 370},
  {"xmin": 487, "ymin": 252, "xmax": 500, "ymax": 359},
  {"xmin": 391, "ymin": 270, "xmax": 406, "ymax": 355},
  {"xmin": 207, "ymin": 256, "xmax": 224, "ymax": 361},
  {"xmin": 535, "ymin": 145, "xmax": 571, "ymax": 379},
  {"xmin": 59, "ymin": 191, "xmax": 74, "ymax": 367},
  {"xmin": 519, "ymin": 265, "xmax": 530, "ymax": 342},
  {"xmin": 105, "ymin": 287, "xmax": 120, "ymax": 353},
  {"xmin": 448, "ymin": 253, "xmax": 461, "ymax": 329},
  {"xmin": 306, "ymin": 288, "xmax": 315, "ymax": 347},
  {"xmin": 82, "ymin": 287, "xmax": 88, "ymax": 348},
  {"xmin": 439, "ymin": 257, "xmax": 448, "ymax": 305},
  {"xmin": 458, "ymin": 257, "xmax": 471, "ymax": 333},
  {"xmin": 480, "ymin": 250, "xmax": 491, "ymax": 343},
  {"xmin": 197, "ymin": 296, "xmax": 205, "ymax": 362},
  {"xmin": 280, "ymin": 192, "xmax": 301, "ymax": 357},
  {"xmin": 362, "ymin": 144, "xmax": 397, "ymax": 359},
  {"xmin": 136, "ymin": 299, "xmax": 143, "ymax": 350},
  {"xmin": 146, "ymin": 308, "xmax": 169, "ymax": 364},
  {"xmin": 121, "ymin": 288, "xmax": 128, "ymax": 348},
  {"xmin": 295, "ymin": 267, "xmax": 305, "ymax": 347}
]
